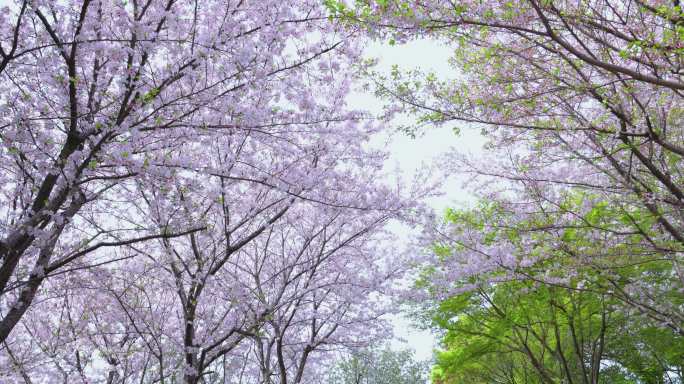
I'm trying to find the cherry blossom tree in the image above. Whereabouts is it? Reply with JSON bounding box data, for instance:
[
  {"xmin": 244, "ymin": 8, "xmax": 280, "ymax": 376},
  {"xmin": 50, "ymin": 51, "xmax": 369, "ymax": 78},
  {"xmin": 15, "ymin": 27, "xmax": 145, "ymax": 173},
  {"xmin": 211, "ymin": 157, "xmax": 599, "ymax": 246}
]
[
  {"xmin": 334, "ymin": 0, "xmax": 684, "ymax": 335},
  {"xmin": 0, "ymin": 1, "xmax": 28, "ymax": 74},
  {"xmin": 0, "ymin": 2, "xmax": 429, "ymax": 381},
  {"xmin": 0, "ymin": 1, "xmax": 426, "ymax": 382},
  {"xmin": 2, "ymin": 0, "xmax": 351, "ymax": 342},
  {"xmin": 4, "ymin": 196, "xmax": 406, "ymax": 383},
  {"xmin": 242, "ymin": 209, "xmax": 399, "ymax": 384}
]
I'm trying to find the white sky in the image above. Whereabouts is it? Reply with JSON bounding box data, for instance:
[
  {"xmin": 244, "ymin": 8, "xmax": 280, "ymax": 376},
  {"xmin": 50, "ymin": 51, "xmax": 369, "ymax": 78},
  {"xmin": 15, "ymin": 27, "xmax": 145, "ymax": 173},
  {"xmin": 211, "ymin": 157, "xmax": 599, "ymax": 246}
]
[{"xmin": 349, "ymin": 39, "xmax": 486, "ymax": 362}]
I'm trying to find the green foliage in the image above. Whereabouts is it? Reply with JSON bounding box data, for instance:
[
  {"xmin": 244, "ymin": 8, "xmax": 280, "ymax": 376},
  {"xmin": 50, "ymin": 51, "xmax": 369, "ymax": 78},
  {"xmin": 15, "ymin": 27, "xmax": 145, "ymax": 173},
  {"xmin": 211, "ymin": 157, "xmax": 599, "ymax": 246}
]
[
  {"xmin": 326, "ymin": 346, "xmax": 429, "ymax": 384},
  {"xmin": 429, "ymin": 280, "xmax": 684, "ymax": 384},
  {"xmin": 141, "ymin": 87, "xmax": 159, "ymax": 104},
  {"xmin": 421, "ymin": 200, "xmax": 684, "ymax": 383}
]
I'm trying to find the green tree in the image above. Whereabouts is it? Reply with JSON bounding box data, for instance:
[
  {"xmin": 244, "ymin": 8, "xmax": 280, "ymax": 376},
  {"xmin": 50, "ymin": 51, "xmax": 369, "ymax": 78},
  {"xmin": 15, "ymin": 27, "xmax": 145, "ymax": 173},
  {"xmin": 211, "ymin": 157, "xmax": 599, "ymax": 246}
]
[
  {"xmin": 420, "ymin": 204, "xmax": 684, "ymax": 384},
  {"xmin": 327, "ymin": 346, "xmax": 429, "ymax": 384}
]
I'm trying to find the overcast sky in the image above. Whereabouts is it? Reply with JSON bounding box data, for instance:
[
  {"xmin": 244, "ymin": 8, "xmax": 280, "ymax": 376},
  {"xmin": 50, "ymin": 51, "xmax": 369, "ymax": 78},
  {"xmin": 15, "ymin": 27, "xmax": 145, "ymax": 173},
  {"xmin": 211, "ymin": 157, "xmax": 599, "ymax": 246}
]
[{"xmin": 349, "ymin": 39, "xmax": 486, "ymax": 361}]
